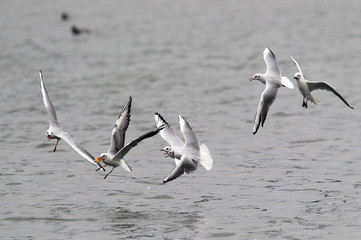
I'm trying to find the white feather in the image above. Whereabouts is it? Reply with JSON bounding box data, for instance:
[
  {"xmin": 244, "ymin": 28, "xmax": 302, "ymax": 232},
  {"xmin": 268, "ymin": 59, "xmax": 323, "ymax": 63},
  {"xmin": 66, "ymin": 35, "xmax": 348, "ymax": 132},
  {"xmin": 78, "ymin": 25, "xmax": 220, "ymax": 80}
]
[
  {"xmin": 199, "ymin": 144, "xmax": 213, "ymax": 170},
  {"xmin": 281, "ymin": 77, "xmax": 294, "ymax": 89}
]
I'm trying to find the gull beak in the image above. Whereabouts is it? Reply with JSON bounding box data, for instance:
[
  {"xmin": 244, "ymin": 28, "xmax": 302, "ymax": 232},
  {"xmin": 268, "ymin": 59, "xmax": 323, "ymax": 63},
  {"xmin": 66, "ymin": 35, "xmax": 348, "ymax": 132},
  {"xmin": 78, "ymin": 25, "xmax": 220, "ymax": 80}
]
[
  {"xmin": 160, "ymin": 149, "xmax": 165, "ymax": 152},
  {"xmin": 249, "ymin": 77, "xmax": 254, "ymax": 81},
  {"xmin": 47, "ymin": 135, "xmax": 51, "ymax": 140},
  {"xmin": 94, "ymin": 157, "xmax": 102, "ymax": 163}
]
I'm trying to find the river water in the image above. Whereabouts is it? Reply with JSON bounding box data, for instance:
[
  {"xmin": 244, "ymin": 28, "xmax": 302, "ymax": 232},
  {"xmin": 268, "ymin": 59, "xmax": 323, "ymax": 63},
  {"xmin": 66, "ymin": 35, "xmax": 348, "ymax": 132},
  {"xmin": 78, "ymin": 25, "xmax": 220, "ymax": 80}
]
[{"xmin": 1, "ymin": 0, "xmax": 361, "ymax": 239}]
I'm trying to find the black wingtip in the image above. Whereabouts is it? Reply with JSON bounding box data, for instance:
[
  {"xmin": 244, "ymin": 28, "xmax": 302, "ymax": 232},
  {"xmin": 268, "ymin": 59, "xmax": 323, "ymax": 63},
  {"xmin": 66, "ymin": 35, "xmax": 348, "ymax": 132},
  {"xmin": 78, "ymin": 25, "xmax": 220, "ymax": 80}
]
[
  {"xmin": 155, "ymin": 112, "xmax": 170, "ymax": 126},
  {"xmin": 266, "ymin": 47, "xmax": 276, "ymax": 58},
  {"xmin": 158, "ymin": 125, "xmax": 165, "ymax": 131}
]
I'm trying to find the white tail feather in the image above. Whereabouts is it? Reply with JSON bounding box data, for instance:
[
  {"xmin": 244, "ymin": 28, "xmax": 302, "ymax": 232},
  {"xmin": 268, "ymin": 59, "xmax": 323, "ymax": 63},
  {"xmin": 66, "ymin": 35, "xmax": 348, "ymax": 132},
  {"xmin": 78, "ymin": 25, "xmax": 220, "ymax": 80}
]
[
  {"xmin": 310, "ymin": 96, "xmax": 320, "ymax": 105},
  {"xmin": 199, "ymin": 144, "xmax": 213, "ymax": 170},
  {"xmin": 120, "ymin": 159, "xmax": 132, "ymax": 172},
  {"xmin": 281, "ymin": 76, "xmax": 294, "ymax": 89}
]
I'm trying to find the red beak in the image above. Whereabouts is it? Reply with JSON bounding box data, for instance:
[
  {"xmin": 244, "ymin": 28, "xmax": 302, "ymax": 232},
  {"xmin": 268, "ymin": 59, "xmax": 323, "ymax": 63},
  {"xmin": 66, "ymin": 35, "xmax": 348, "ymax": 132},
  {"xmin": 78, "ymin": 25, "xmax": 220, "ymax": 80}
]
[{"xmin": 47, "ymin": 135, "xmax": 51, "ymax": 140}]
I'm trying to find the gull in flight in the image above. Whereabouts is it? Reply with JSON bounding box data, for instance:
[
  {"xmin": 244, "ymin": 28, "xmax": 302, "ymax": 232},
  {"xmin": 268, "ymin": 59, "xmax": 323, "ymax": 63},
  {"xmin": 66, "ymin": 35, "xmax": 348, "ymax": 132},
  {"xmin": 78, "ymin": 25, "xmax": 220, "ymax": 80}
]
[
  {"xmin": 40, "ymin": 70, "xmax": 105, "ymax": 171},
  {"xmin": 94, "ymin": 97, "xmax": 164, "ymax": 179},
  {"xmin": 291, "ymin": 56, "xmax": 353, "ymax": 109},
  {"xmin": 154, "ymin": 113, "xmax": 213, "ymax": 183},
  {"xmin": 249, "ymin": 48, "xmax": 294, "ymax": 135}
]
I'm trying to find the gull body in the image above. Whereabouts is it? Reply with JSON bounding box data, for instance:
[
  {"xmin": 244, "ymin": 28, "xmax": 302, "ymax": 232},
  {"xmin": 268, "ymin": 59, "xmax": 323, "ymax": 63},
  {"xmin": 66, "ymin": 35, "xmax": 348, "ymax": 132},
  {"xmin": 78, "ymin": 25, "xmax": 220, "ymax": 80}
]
[
  {"xmin": 154, "ymin": 113, "xmax": 213, "ymax": 183},
  {"xmin": 249, "ymin": 48, "xmax": 294, "ymax": 135},
  {"xmin": 95, "ymin": 97, "xmax": 163, "ymax": 179},
  {"xmin": 291, "ymin": 56, "xmax": 353, "ymax": 109},
  {"xmin": 40, "ymin": 70, "xmax": 104, "ymax": 171}
]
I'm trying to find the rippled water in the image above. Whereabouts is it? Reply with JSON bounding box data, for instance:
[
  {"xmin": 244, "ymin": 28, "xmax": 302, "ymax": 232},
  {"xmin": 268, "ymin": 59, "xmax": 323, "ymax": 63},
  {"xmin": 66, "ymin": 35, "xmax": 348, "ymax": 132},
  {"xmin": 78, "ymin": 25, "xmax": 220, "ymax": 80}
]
[{"xmin": 1, "ymin": 0, "xmax": 361, "ymax": 239}]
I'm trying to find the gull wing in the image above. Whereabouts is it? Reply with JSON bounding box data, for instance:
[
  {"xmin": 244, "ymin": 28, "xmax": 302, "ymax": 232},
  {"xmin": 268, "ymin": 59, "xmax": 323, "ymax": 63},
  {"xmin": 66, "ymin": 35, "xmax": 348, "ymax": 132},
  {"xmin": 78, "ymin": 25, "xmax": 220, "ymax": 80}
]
[
  {"xmin": 163, "ymin": 160, "xmax": 185, "ymax": 183},
  {"xmin": 39, "ymin": 70, "xmax": 60, "ymax": 128},
  {"xmin": 264, "ymin": 48, "xmax": 281, "ymax": 77},
  {"xmin": 107, "ymin": 96, "xmax": 132, "ymax": 155},
  {"xmin": 253, "ymin": 83, "xmax": 279, "ymax": 134},
  {"xmin": 290, "ymin": 56, "xmax": 304, "ymax": 77},
  {"xmin": 306, "ymin": 81, "xmax": 353, "ymax": 109},
  {"xmin": 57, "ymin": 130, "xmax": 98, "ymax": 167},
  {"xmin": 163, "ymin": 155, "xmax": 197, "ymax": 183},
  {"xmin": 113, "ymin": 125, "xmax": 164, "ymax": 162},
  {"xmin": 155, "ymin": 113, "xmax": 184, "ymax": 149},
  {"xmin": 179, "ymin": 115, "xmax": 200, "ymax": 154}
]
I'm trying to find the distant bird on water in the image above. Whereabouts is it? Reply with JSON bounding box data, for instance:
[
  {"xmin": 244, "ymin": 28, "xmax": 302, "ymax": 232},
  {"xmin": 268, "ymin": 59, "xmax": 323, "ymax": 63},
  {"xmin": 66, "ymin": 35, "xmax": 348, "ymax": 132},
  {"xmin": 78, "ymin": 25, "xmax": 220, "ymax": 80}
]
[
  {"xmin": 61, "ymin": 11, "xmax": 69, "ymax": 21},
  {"xmin": 71, "ymin": 25, "xmax": 90, "ymax": 36}
]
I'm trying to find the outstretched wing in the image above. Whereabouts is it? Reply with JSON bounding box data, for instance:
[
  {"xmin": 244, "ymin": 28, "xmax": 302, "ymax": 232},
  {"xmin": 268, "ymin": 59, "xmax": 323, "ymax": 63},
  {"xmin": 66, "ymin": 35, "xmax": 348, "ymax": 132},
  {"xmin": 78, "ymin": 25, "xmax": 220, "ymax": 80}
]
[
  {"xmin": 113, "ymin": 125, "xmax": 164, "ymax": 162},
  {"xmin": 264, "ymin": 48, "xmax": 281, "ymax": 77},
  {"xmin": 39, "ymin": 70, "xmax": 60, "ymax": 128},
  {"xmin": 163, "ymin": 160, "xmax": 185, "ymax": 183},
  {"xmin": 57, "ymin": 131, "xmax": 99, "ymax": 167},
  {"xmin": 107, "ymin": 96, "xmax": 132, "ymax": 155},
  {"xmin": 179, "ymin": 115, "xmax": 200, "ymax": 154},
  {"xmin": 290, "ymin": 56, "xmax": 304, "ymax": 77},
  {"xmin": 253, "ymin": 83, "xmax": 279, "ymax": 134},
  {"xmin": 155, "ymin": 113, "xmax": 184, "ymax": 149},
  {"xmin": 163, "ymin": 155, "xmax": 197, "ymax": 183},
  {"xmin": 307, "ymin": 81, "xmax": 353, "ymax": 109}
]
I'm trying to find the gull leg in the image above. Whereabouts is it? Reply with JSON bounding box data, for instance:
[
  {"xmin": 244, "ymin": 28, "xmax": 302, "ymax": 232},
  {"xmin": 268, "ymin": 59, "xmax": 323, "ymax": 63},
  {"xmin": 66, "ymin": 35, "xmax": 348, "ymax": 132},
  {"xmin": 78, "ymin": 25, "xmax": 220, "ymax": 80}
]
[
  {"xmin": 302, "ymin": 100, "xmax": 308, "ymax": 108},
  {"xmin": 96, "ymin": 164, "xmax": 107, "ymax": 172},
  {"xmin": 104, "ymin": 167, "xmax": 114, "ymax": 179},
  {"xmin": 53, "ymin": 139, "xmax": 60, "ymax": 152}
]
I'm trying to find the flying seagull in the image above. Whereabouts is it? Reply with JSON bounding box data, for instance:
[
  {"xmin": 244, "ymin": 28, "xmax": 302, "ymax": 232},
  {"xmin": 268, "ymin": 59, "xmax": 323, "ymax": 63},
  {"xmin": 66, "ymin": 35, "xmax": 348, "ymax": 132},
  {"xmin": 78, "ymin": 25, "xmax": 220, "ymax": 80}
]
[
  {"xmin": 291, "ymin": 56, "xmax": 353, "ymax": 109},
  {"xmin": 154, "ymin": 113, "xmax": 213, "ymax": 183},
  {"xmin": 249, "ymin": 48, "xmax": 294, "ymax": 135},
  {"xmin": 94, "ymin": 97, "xmax": 164, "ymax": 179},
  {"xmin": 40, "ymin": 70, "xmax": 105, "ymax": 171}
]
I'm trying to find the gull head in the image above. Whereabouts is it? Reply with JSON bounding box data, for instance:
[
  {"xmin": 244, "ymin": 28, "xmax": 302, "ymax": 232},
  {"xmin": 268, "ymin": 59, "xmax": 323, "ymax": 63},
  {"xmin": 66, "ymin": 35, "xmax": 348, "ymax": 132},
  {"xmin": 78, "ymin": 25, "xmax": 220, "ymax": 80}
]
[
  {"xmin": 161, "ymin": 146, "xmax": 174, "ymax": 158},
  {"xmin": 249, "ymin": 73, "xmax": 265, "ymax": 83},
  {"xmin": 294, "ymin": 72, "xmax": 302, "ymax": 80},
  {"xmin": 94, "ymin": 153, "xmax": 106, "ymax": 163},
  {"xmin": 46, "ymin": 130, "xmax": 53, "ymax": 140}
]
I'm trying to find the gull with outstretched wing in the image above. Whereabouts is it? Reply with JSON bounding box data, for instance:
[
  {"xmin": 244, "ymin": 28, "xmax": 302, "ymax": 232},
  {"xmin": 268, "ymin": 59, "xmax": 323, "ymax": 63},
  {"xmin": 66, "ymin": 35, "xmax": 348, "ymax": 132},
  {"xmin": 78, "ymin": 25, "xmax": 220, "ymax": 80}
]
[{"xmin": 291, "ymin": 56, "xmax": 353, "ymax": 109}]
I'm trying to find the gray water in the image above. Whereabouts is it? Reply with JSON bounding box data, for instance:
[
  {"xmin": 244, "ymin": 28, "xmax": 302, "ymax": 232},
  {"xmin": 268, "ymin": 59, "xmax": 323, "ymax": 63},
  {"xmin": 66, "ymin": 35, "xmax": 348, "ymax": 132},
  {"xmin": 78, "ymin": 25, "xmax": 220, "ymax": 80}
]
[{"xmin": 1, "ymin": 0, "xmax": 361, "ymax": 239}]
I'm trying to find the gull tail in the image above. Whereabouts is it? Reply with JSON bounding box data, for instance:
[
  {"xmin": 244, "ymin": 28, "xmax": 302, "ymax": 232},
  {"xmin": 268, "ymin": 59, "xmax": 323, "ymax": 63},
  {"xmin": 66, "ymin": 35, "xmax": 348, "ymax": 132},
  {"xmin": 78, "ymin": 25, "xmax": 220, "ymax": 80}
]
[
  {"xmin": 310, "ymin": 96, "xmax": 320, "ymax": 105},
  {"xmin": 199, "ymin": 144, "xmax": 213, "ymax": 171},
  {"xmin": 120, "ymin": 159, "xmax": 132, "ymax": 172},
  {"xmin": 281, "ymin": 77, "xmax": 294, "ymax": 89}
]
